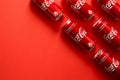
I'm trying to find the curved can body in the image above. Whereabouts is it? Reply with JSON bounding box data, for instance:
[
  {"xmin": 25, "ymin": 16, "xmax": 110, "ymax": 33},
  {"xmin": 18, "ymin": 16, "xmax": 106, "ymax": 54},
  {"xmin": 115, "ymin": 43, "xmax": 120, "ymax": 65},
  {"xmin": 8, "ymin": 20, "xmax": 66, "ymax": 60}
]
[
  {"xmin": 62, "ymin": 19, "xmax": 96, "ymax": 51},
  {"xmin": 97, "ymin": 0, "xmax": 120, "ymax": 20},
  {"xmin": 92, "ymin": 18, "xmax": 120, "ymax": 50},
  {"xmin": 32, "ymin": 0, "xmax": 63, "ymax": 21},
  {"xmin": 66, "ymin": 0, "xmax": 95, "ymax": 20},
  {"xmin": 94, "ymin": 49, "xmax": 120, "ymax": 79}
]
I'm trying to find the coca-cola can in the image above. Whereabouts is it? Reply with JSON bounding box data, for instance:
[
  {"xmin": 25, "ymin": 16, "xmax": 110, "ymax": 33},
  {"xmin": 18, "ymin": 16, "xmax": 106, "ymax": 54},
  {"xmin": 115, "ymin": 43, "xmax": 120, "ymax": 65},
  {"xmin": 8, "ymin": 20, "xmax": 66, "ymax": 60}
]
[
  {"xmin": 94, "ymin": 49, "xmax": 120, "ymax": 79},
  {"xmin": 92, "ymin": 18, "xmax": 120, "ymax": 50},
  {"xmin": 62, "ymin": 19, "xmax": 96, "ymax": 51},
  {"xmin": 32, "ymin": 0, "xmax": 63, "ymax": 21},
  {"xmin": 97, "ymin": 0, "xmax": 120, "ymax": 20},
  {"xmin": 65, "ymin": 0, "xmax": 95, "ymax": 20}
]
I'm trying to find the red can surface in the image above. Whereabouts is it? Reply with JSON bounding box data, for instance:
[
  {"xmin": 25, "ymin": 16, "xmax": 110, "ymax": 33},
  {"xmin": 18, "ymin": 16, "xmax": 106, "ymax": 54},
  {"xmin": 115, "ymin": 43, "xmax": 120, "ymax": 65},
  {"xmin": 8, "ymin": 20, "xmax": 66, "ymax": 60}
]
[
  {"xmin": 94, "ymin": 49, "xmax": 120, "ymax": 79},
  {"xmin": 92, "ymin": 18, "xmax": 120, "ymax": 50},
  {"xmin": 97, "ymin": 0, "xmax": 120, "ymax": 20},
  {"xmin": 65, "ymin": 0, "xmax": 95, "ymax": 20},
  {"xmin": 32, "ymin": 0, "xmax": 63, "ymax": 21},
  {"xmin": 62, "ymin": 19, "xmax": 96, "ymax": 51}
]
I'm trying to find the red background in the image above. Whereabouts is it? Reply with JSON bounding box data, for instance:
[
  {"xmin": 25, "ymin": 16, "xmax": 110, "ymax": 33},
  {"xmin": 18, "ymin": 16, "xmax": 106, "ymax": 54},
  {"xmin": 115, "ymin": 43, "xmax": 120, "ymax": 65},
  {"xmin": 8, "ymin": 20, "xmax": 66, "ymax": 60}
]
[{"xmin": 0, "ymin": 0, "xmax": 120, "ymax": 80}]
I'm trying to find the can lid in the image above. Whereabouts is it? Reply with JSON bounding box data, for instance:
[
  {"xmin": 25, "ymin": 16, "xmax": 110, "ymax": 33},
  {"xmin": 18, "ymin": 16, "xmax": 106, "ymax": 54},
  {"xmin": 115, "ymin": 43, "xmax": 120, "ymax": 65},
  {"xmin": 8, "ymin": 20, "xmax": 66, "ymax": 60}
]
[
  {"xmin": 62, "ymin": 18, "xmax": 71, "ymax": 28},
  {"xmin": 62, "ymin": 18, "xmax": 72, "ymax": 33},
  {"xmin": 62, "ymin": 18, "xmax": 78, "ymax": 33}
]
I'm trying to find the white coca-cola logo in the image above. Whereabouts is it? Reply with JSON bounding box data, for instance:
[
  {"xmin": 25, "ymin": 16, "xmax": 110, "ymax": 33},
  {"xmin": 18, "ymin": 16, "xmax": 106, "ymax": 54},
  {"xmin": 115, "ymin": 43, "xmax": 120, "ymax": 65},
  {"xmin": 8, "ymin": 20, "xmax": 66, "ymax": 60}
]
[
  {"xmin": 41, "ymin": 0, "xmax": 54, "ymax": 10},
  {"xmin": 105, "ymin": 57, "xmax": 119, "ymax": 73},
  {"xmin": 74, "ymin": 27, "xmax": 87, "ymax": 42},
  {"xmin": 103, "ymin": 27, "xmax": 118, "ymax": 41},
  {"xmin": 102, "ymin": 0, "xmax": 116, "ymax": 11},
  {"xmin": 71, "ymin": 0, "xmax": 85, "ymax": 11}
]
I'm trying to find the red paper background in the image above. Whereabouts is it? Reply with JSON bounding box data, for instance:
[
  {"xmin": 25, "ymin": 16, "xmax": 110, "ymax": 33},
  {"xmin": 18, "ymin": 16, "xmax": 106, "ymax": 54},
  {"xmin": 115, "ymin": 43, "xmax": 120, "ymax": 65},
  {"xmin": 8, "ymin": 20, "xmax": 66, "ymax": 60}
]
[{"xmin": 0, "ymin": 0, "xmax": 120, "ymax": 80}]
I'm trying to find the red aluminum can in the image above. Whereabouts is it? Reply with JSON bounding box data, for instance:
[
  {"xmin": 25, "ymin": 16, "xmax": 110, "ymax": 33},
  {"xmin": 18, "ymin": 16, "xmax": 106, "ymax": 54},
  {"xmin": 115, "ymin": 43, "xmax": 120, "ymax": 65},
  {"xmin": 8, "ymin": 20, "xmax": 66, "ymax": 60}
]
[
  {"xmin": 92, "ymin": 18, "xmax": 120, "ymax": 50},
  {"xmin": 62, "ymin": 19, "xmax": 96, "ymax": 51},
  {"xmin": 65, "ymin": 0, "xmax": 95, "ymax": 20},
  {"xmin": 32, "ymin": 0, "xmax": 63, "ymax": 21},
  {"xmin": 97, "ymin": 0, "xmax": 120, "ymax": 20},
  {"xmin": 94, "ymin": 49, "xmax": 120, "ymax": 79}
]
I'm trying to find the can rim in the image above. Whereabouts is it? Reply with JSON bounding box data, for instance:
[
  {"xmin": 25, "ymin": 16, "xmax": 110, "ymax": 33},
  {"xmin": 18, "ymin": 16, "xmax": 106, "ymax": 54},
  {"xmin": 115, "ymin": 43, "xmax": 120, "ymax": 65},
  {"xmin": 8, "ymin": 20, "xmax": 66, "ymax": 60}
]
[
  {"xmin": 94, "ymin": 49, "xmax": 103, "ymax": 59},
  {"xmin": 55, "ymin": 11, "xmax": 64, "ymax": 21},
  {"xmin": 92, "ymin": 18, "xmax": 102, "ymax": 28},
  {"xmin": 62, "ymin": 18, "xmax": 71, "ymax": 28}
]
